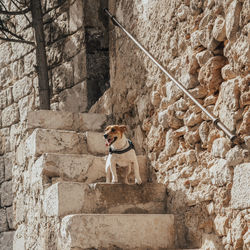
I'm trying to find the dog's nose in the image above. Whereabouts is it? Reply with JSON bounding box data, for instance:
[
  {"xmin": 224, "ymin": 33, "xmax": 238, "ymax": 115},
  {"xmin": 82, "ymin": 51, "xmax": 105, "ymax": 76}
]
[{"xmin": 104, "ymin": 134, "xmax": 108, "ymax": 139}]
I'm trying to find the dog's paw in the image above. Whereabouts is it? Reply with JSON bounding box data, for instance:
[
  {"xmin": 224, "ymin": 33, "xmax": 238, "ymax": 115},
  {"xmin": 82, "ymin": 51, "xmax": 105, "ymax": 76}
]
[
  {"xmin": 111, "ymin": 179, "xmax": 118, "ymax": 184},
  {"xmin": 135, "ymin": 178, "xmax": 142, "ymax": 185}
]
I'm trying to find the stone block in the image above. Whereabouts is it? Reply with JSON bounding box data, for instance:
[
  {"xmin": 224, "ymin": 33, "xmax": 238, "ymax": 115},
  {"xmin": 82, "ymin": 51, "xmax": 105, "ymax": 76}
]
[
  {"xmin": 221, "ymin": 64, "xmax": 236, "ymax": 80},
  {"xmin": 191, "ymin": 30, "xmax": 202, "ymax": 49},
  {"xmin": 198, "ymin": 56, "xmax": 227, "ymax": 94},
  {"xmin": 213, "ymin": 214, "xmax": 228, "ymax": 236},
  {"xmin": 212, "ymin": 15, "xmax": 226, "ymax": 42},
  {"xmin": 209, "ymin": 159, "xmax": 232, "ymax": 187},
  {"xmin": 225, "ymin": 0, "xmax": 242, "ymax": 41},
  {"xmin": 51, "ymin": 12, "xmax": 69, "ymax": 41},
  {"xmin": 46, "ymin": 40, "xmax": 63, "ymax": 66},
  {"xmin": 0, "ymin": 128, "xmax": 10, "ymax": 154},
  {"xmin": 6, "ymin": 206, "xmax": 14, "ymax": 230},
  {"xmin": 196, "ymin": 50, "xmax": 213, "ymax": 67},
  {"xmin": 86, "ymin": 131, "xmax": 108, "ymax": 155},
  {"xmin": 214, "ymin": 79, "xmax": 240, "ymax": 131},
  {"xmin": 198, "ymin": 13, "xmax": 219, "ymax": 50},
  {"xmin": 0, "ymin": 91, "xmax": 7, "ymax": 110},
  {"xmin": 72, "ymin": 50, "xmax": 87, "ymax": 83},
  {"xmin": 39, "ymin": 153, "xmax": 105, "ymax": 183},
  {"xmin": 39, "ymin": 153, "xmax": 148, "ymax": 184},
  {"xmin": 231, "ymin": 163, "xmax": 250, "ymax": 209},
  {"xmin": 52, "ymin": 62, "xmax": 73, "ymax": 94},
  {"xmin": 211, "ymin": 138, "xmax": 231, "ymax": 158},
  {"xmin": 0, "ymin": 157, "xmax": 4, "ymax": 184},
  {"xmin": 18, "ymin": 95, "xmax": 35, "ymax": 123},
  {"xmin": 0, "ymin": 209, "xmax": 8, "ymax": 232},
  {"xmin": 4, "ymin": 152, "xmax": 14, "ymax": 181},
  {"xmin": 12, "ymin": 76, "xmax": 33, "ymax": 102},
  {"xmin": 0, "ymin": 231, "xmax": 15, "ymax": 250},
  {"xmin": 64, "ymin": 30, "xmax": 85, "ymax": 59},
  {"xmin": 27, "ymin": 110, "xmax": 107, "ymax": 132},
  {"xmin": 25, "ymin": 128, "xmax": 87, "ymax": 157},
  {"xmin": 86, "ymin": 182, "xmax": 166, "ymax": 214},
  {"xmin": 1, "ymin": 181, "xmax": 13, "ymax": 207},
  {"xmin": 58, "ymin": 82, "xmax": 88, "ymax": 113},
  {"xmin": 44, "ymin": 182, "xmax": 166, "ymax": 217},
  {"xmin": 0, "ymin": 42, "xmax": 12, "ymax": 68},
  {"xmin": 78, "ymin": 113, "xmax": 107, "ymax": 132},
  {"xmin": 226, "ymin": 145, "xmax": 244, "ymax": 166},
  {"xmin": 0, "ymin": 66, "xmax": 12, "ymax": 87},
  {"xmin": 43, "ymin": 182, "xmax": 86, "ymax": 217},
  {"xmin": 69, "ymin": 0, "xmax": 84, "ymax": 33},
  {"xmin": 23, "ymin": 52, "xmax": 36, "ymax": 75},
  {"xmin": 1, "ymin": 104, "xmax": 19, "ymax": 127},
  {"xmin": 201, "ymin": 233, "xmax": 224, "ymax": 250},
  {"xmin": 164, "ymin": 129, "xmax": 179, "ymax": 158},
  {"xmin": 59, "ymin": 214, "xmax": 175, "ymax": 250}
]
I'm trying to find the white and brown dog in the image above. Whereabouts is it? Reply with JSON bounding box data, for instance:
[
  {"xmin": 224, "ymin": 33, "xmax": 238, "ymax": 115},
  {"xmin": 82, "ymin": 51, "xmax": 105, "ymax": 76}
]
[{"xmin": 104, "ymin": 125, "xmax": 142, "ymax": 184}]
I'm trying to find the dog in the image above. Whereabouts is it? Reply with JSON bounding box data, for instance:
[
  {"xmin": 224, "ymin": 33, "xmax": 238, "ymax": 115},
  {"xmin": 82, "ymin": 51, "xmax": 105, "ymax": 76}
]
[{"xmin": 103, "ymin": 125, "xmax": 142, "ymax": 184}]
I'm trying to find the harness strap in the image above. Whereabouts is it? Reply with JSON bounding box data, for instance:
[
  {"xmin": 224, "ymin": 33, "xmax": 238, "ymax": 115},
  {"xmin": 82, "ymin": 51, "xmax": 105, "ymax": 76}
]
[{"xmin": 109, "ymin": 140, "xmax": 135, "ymax": 154}]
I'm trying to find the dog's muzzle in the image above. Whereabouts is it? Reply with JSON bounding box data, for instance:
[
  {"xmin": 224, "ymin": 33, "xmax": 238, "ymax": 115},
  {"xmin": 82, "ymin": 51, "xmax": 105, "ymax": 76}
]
[{"xmin": 104, "ymin": 134, "xmax": 117, "ymax": 146}]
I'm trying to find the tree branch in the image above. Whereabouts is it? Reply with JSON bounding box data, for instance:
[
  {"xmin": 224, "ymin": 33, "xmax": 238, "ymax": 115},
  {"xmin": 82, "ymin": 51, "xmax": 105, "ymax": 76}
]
[
  {"xmin": 0, "ymin": 36, "xmax": 34, "ymax": 45},
  {"xmin": 10, "ymin": 0, "xmax": 31, "ymax": 25},
  {"xmin": 1, "ymin": 26, "xmax": 24, "ymax": 40},
  {"xmin": 0, "ymin": 7, "xmax": 30, "ymax": 15}
]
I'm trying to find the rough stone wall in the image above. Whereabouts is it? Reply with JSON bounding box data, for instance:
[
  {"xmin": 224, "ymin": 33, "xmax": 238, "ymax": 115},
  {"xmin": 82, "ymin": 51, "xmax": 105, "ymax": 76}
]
[
  {"xmin": 91, "ymin": 0, "xmax": 250, "ymax": 249},
  {"xmin": 0, "ymin": 1, "xmax": 37, "ymax": 247},
  {"xmin": 0, "ymin": 1, "xmax": 109, "ymax": 249}
]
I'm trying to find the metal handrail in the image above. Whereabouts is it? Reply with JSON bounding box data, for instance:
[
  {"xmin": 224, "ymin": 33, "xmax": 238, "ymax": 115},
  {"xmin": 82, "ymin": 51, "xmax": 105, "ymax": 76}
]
[{"xmin": 104, "ymin": 8, "xmax": 237, "ymax": 142}]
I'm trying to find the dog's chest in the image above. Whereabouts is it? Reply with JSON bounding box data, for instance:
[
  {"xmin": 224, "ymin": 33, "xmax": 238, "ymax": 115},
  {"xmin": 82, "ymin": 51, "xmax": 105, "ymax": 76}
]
[{"xmin": 108, "ymin": 151, "xmax": 136, "ymax": 167}]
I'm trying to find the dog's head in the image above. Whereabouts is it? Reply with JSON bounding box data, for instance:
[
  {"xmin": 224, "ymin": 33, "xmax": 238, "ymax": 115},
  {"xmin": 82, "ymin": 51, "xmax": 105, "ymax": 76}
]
[{"xmin": 104, "ymin": 125, "xmax": 127, "ymax": 146}]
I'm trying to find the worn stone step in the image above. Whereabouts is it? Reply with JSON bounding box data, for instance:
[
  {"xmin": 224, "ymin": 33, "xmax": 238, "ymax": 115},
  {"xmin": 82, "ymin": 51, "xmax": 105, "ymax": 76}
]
[
  {"xmin": 43, "ymin": 182, "xmax": 166, "ymax": 217},
  {"xmin": 25, "ymin": 128, "xmax": 88, "ymax": 157},
  {"xmin": 37, "ymin": 153, "xmax": 148, "ymax": 183},
  {"xmin": 25, "ymin": 128, "xmax": 111, "ymax": 157},
  {"xmin": 59, "ymin": 214, "xmax": 175, "ymax": 249},
  {"xmin": 27, "ymin": 110, "xmax": 107, "ymax": 132}
]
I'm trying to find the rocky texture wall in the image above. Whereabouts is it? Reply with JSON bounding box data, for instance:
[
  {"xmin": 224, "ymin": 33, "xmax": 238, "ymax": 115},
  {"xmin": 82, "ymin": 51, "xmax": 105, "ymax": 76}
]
[
  {"xmin": 0, "ymin": 0, "xmax": 109, "ymax": 249},
  {"xmin": 91, "ymin": 0, "xmax": 250, "ymax": 249},
  {"xmin": 0, "ymin": 1, "xmax": 37, "ymax": 247}
]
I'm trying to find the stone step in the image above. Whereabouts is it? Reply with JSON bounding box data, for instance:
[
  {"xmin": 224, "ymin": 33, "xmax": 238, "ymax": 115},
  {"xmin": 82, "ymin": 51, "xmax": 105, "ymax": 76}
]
[
  {"xmin": 37, "ymin": 153, "xmax": 148, "ymax": 183},
  {"xmin": 43, "ymin": 182, "xmax": 166, "ymax": 217},
  {"xmin": 27, "ymin": 110, "xmax": 107, "ymax": 132},
  {"xmin": 25, "ymin": 128, "xmax": 88, "ymax": 157},
  {"xmin": 25, "ymin": 128, "xmax": 111, "ymax": 157},
  {"xmin": 59, "ymin": 214, "xmax": 175, "ymax": 249}
]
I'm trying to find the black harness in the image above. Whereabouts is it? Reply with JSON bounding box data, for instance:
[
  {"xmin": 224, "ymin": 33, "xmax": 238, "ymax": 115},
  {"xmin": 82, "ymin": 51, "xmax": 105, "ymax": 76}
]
[{"xmin": 109, "ymin": 140, "xmax": 135, "ymax": 154}]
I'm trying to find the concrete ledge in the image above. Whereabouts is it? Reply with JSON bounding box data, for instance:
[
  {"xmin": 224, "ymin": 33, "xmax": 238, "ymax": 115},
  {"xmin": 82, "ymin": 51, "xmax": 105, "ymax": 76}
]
[{"xmin": 59, "ymin": 214, "xmax": 175, "ymax": 249}]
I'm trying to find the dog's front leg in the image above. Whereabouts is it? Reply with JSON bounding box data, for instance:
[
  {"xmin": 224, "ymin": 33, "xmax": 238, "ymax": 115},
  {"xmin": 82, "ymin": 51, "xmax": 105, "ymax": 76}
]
[
  {"xmin": 105, "ymin": 156, "xmax": 112, "ymax": 183},
  {"xmin": 133, "ymin": 161, "xmax": 142, "ymax": 184},
  {"xmin": 105, "ymin": 164, "xmax": 111, "ymax": 183},
  {"xmin": 124, "ymin": 165, "xmax": 131, "ymax": 184},
  {"xmin": 110, "ymin": 159, "xmax": 118, "ymax": 183}
]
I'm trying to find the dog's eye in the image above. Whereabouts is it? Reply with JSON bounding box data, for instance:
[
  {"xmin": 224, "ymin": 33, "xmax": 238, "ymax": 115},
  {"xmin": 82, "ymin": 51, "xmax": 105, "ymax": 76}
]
[{"xmin": 111, "ymin": 128, "xmax": 116, "ymax": 132}]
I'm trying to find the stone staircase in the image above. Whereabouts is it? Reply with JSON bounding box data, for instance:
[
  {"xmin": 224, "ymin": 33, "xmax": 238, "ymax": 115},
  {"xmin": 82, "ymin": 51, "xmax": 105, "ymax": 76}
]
[{"xmin": 24, "ymin": 110, "xmax": 176, "ymax": 249}]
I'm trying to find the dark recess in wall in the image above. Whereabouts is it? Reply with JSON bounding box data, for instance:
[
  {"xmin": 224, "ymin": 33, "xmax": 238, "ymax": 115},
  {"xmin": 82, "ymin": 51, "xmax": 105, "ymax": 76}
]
[{"xmin": 85, "ymin": 0, "xmax": 110, "ymax": 109}]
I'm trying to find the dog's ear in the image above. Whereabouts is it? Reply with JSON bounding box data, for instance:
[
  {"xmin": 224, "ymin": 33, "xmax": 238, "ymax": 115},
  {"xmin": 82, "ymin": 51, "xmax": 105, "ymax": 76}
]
[{"xmin": 119, "ymin": 125, "xmax": 127, "ymax": 132}]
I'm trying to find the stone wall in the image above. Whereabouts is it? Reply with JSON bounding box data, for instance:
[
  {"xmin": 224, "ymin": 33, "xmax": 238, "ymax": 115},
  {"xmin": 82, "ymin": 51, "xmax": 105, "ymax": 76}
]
[
  {"xmin": 91, "ymin": 0, "xmax": 250, "ymax": 249},
  {"xmin": 0, "ymin": 0, "xmax": 109, "ymax": 249}
]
